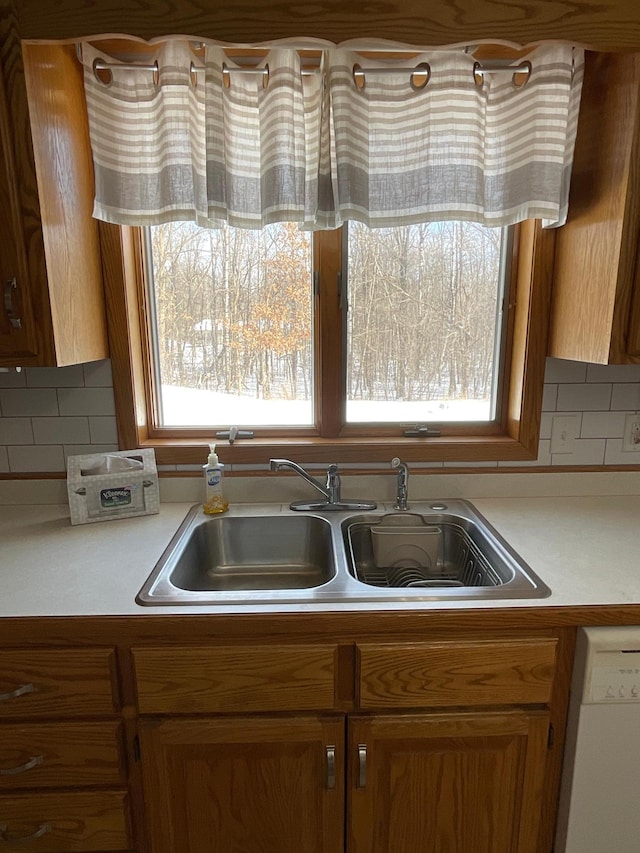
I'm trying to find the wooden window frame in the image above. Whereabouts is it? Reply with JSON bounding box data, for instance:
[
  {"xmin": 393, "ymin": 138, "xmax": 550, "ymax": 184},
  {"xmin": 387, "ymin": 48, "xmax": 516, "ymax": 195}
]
[{"xmin": 101, "ymin": 217, "xmax": 553, "ymax": 467}]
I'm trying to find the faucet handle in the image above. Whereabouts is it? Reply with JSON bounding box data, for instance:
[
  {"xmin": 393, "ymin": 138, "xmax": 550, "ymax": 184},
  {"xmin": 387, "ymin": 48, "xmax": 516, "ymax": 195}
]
[
  {"xmin": 391, "ymin": 457, "xmax": 409, "ymax": 511},
  {"xmin": 325, "ymin": 463, "xmax": 341, "ymax": 503}
]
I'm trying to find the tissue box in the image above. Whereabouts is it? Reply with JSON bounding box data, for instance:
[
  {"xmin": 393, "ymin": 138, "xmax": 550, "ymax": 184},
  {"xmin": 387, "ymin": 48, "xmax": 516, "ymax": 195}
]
[{"xmin": 66, "ymin": 448, "xmax": 159, "ymax": 525}]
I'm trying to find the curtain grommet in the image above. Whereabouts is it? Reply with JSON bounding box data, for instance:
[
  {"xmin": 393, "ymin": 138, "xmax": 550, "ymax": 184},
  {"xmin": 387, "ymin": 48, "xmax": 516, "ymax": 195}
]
[
  {"xmin": 410, "ymin": 62, "xmax": 431, "ymax": 91},
  {"xmin": 93, "ymin": 58, "xmax": 113, "ymax": 87},
  {"xmin": 352, "ymin": 63, "xmax": 365, "ymax": 91},
  {"xmin": 512, "ymin": 61, "xmax": 532, "ymax": 88}
]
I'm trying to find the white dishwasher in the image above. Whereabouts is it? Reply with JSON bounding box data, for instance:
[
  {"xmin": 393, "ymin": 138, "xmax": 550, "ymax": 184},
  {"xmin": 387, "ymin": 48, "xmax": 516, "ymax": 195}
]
[{"xmin": 555, "ymin": 626, "xmax": 640, "ymax": 853}]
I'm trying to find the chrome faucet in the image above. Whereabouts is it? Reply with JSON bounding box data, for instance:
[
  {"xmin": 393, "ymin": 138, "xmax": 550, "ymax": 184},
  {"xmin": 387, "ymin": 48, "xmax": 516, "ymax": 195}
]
[
  {"xmin": 269, "ymin": 459, "xmax": 376, "ymax": 512},
  {"xmin": 391, "ymin": 457, "xmax": 409, "ymax": 511}
]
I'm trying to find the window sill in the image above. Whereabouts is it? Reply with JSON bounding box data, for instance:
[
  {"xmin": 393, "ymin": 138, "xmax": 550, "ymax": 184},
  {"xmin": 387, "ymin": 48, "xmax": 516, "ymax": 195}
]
[{"xmin": 137, "ymin": 434, "xmax": 539, "ymax": 467}]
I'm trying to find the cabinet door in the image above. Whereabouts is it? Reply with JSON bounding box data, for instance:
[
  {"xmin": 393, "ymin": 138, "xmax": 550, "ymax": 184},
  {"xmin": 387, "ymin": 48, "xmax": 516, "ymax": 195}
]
[
  {"xmin": 348, "ymin": 711, "xmax": 549, "ymax": 853},
  {"xmin": 139, "ymin": 715, "xmax": 344, "ymax": 853},
  {"xmin": 0, "ymin": 54, "xmax": 37, "ymax": 360}
]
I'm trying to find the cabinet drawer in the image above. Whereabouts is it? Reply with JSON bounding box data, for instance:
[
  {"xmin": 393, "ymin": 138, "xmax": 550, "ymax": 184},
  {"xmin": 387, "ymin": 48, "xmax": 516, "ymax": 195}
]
[
  {"xmin": 0, "ymin": 790, "xmax": 130, "ymax": 851},
  {"xmin": 357, "ymin": 639, "xmax": 557, "ymax": 708},
  {"xmin": 133, "ymin": 644, "xmax": 338, "ymax": 713},
  {"xmin": 0, "ymin": 722, "xmax": 125, "ymax": 790},
  {"xmin": 0, "ymin": 649, "xmax": 117, "ymax": 719}
]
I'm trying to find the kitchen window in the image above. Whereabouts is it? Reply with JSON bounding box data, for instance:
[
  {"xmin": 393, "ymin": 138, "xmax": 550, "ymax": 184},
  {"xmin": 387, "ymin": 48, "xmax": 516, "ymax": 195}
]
[
  {"xmin": 144, "ymin": 219, "xmax": 511, "ymax": 433},
  {"xmin": 86, "ymin": 39, "xmax": 581, "ymax": 465}
]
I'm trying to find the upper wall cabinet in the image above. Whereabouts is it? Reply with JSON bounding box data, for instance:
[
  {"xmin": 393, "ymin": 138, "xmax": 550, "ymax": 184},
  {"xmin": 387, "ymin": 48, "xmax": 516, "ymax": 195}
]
[
  {"xmin": 550, "ymin": 52, "xmax": 640, "ymax": 365},
  {"xmin": 0, "ymin": 21, "xmax": 108, "ymax": 367}
]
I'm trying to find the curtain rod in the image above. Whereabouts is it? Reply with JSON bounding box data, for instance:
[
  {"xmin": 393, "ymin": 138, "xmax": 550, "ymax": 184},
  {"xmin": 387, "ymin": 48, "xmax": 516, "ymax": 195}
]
[{"xmin": 91, "ymin": 56, "xmax": 533, "ymax": 78}]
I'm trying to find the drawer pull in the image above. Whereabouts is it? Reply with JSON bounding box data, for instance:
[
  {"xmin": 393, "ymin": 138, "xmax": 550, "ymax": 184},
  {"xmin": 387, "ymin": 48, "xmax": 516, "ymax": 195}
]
[
  {"xmin": 0, "ymin": 754, "xmax": 44, "ymax": 776},
  {"xmin": 357, "ymin": 743, "xmax": 367, "ymax": 789},
  {"xmin": 3, "ymin": 279, "xmax": 22, "ymax": 330},
  {"xmin": 0, "ymin": 823, "xmax": 51, "ymax": 844},
  {"xmin": 0, "ymin": 684, "xmax": 34, "ymax": 703},
  {"xmin": 326, "ymin": 745, "xmax": 336, "ymax": 790}
]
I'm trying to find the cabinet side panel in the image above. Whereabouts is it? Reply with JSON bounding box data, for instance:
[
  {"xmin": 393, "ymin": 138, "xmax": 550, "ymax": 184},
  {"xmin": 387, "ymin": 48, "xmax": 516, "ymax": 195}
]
[
  {"xmin": 22, "ymin": 42, "xmax": 108, "ymax": 365},
  {"xmin": 550, "ymin": 52, "xmax": 640, "ymax": 364}
]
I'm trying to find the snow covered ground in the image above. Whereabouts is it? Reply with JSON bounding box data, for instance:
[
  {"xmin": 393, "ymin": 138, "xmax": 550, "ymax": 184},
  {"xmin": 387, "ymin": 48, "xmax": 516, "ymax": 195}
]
[{"xmin": 160, "ymin": 384, "xmax": 492, "ymax": 427}]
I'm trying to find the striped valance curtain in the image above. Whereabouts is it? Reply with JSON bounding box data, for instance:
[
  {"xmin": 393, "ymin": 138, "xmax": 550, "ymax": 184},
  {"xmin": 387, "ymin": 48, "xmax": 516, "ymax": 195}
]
[{"xmin": 82, "ymin": 41, "xmax": 583, "ymax": 230}]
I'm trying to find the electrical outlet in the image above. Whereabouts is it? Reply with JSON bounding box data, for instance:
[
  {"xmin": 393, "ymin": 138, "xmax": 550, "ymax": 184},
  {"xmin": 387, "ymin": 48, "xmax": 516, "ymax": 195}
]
[
  {"xmin": 623, "ymin": 413, "xmax": 640, "ymax": 452},
  {"xmin": 551, "ymin": 415, "xmax": 578, "ymax": 454}
]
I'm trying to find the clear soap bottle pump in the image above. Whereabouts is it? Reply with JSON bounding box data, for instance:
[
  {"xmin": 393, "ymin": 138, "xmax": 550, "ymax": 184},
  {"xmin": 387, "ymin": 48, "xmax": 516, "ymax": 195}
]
[{"xmin": 203, "ymin": 444, "xmax": 228, "ymax": 515}]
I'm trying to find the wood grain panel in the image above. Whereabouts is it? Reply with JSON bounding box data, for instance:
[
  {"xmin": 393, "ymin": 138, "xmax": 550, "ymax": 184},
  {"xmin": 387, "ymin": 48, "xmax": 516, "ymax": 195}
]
[
  {"xmin": 0, "ymin": 721, "xmax": 124, "ymax": 790},
  {"xmin": 133, "ymin": 644, "xmax": 338, "ymax": 713},
  {"xmin": 357, "ymin": 639, "xmax": 557, "ymax": 708},
  {"xmin": 0, "ymin": 789, "xmax": 130, "ymax": 852},
  {"xmin": 0, "ymin": 23, "xmax": 38, "ymax": 360},
  {"xmin": 0, "ymin": 648, "xmax": 117, "ymax": 719},
  {"xmin": 550, "ymin": 52, "xmax": 640, "ymax": 364},
  {"xmin": 348, "ymin": 710, "xmax": 549, "ymax": 853},
  {"xmin": 139, "ymin": 715, "xmax": 344, "ymax": 853},
  {"xmin": 21, "ymin": 41, "xmax": 108, "ymax": 366},
  {"xmin": 15, "ymin": 0, "xmax": 640, "ymax": 51}
]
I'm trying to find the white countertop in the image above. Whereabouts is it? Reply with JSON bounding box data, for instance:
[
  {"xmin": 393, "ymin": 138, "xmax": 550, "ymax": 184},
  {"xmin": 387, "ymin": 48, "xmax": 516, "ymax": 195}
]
[{"xmin": 1, "ymin": 495, "xmax": 639, "ymax": 618}]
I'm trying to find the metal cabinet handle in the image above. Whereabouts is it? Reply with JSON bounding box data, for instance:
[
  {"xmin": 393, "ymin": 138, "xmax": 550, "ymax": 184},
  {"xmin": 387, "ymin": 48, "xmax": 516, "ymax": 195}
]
[
  {"xmin": 0, "ymin": 684, "xmax": 34, "ymax": 703},
  {"xmin": 0, "ymin": 754, "xmax": 44, "ymax": 777},
  {"xmin": 0, "ymin": 823, "xmax": 52, "ymax": 844},
  {"xmin": 357, "ymin": 743, "xmax": 367, "ymax": 789},
  {"xmin": 3, "ymin": 279, "xmax": 22, "ymax": 329},
  {"xmin": 326, "ymin": 745, "xmax": 336, "ymax": 790}
]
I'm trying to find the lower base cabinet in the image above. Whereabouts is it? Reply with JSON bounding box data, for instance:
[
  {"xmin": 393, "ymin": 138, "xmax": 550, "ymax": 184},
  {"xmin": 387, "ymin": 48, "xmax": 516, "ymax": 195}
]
[
  {"xmin": 348, "ymin": 711, "xmax": 549, "ymax": 853},
  {"xmin": 138, "ymin": 716, "xmax": 345, "ymax": 853},
  {"xmin": 138, "ymin": 710, "xmax": 549, "ymax": 853}
]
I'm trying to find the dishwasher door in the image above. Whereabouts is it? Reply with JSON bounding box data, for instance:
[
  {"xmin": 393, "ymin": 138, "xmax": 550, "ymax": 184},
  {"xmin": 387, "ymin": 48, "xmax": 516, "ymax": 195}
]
[{"xmin": 555, "ymin": 627, "xmax": 640, "ymax": 853}]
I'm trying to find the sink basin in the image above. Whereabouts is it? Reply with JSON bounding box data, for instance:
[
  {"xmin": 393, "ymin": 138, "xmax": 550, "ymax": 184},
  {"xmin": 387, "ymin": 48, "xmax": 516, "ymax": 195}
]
[
  {"xmin": 345, "ymin": 514, "xmax": 516, "ymax": 588},
  {"xmin": 136, "ymin": 510, "xmax": 336, "ymax": 604},
  {"xmin": 136, "ymin": 500, "xmax": 549, "ymax": 605}
]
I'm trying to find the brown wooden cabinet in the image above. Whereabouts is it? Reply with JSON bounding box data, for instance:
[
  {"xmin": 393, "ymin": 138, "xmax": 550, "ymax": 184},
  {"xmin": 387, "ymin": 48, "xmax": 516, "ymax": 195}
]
[
  {"xmin": 0, "ymin": 18, "xmax": 108, "ymax": 367},
  {"xmin": 550, "ymin": 52, "xmax": 640, "ymax": 365},
  {"xmin": 137, "ymin": 709, "xmax": 550, "ymax": 853},
  {"xmin": 0, "ymin": 622, "xmax": 572, "ymax": 853},
  {"xmin": 132, "ymin": 636, "xmax": 559, "ymax": 853},
  {"xmin": 348, "ymin": 711, "xmax": 549, "ymax": 853},
  {"xmin": 0, "ymin": 647, "xmax": 131, "ymax": 852},
  {"xmin": 139, "ymin": 715, "xmax": 345, "ymax": 853}
]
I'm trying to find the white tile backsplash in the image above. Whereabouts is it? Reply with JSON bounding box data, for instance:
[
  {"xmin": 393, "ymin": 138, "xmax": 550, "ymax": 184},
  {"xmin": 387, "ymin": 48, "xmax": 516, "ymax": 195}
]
[
  {"xmin": 551, "ymin": 438, "xmax": 606, "ymax": 466},
  {"xmin": 26, "ymin": 365, "xmax": 85, "ymax": 388},
  {"xmin": 1, "ymin": 357, "xmax": 640, "ymax": 473},
  {"xmin": 581, "ymin": 411, "xmax": 628, "ymax": 438},
  {"xmin": 32, "ymin": 417, "xmax": 90, "ymax": 445},
  {"xmin": 586, "ymin": 363, "xmax": 640, "ymax": 383},
  {"xmin": 545, "ymin": 358, "xmax": 588, "ymax": 383},
  {"xmin": 88, "ymin": 416, "xmax": 118, "ymax": 444},
  {"xmin": 604, "ymin": 438, "xmax": 638, "ymax": 465},
  {"xmin": 542, "ymin": 383, "xmax": 558, "ymax": 411},
  {"xmin": 0, "ymin": 388, "xmax": 59, "ymax": 417},
  {"xmin": 556, "ymin": 383, "xmax": 612, "ymax": 411},
  {"xmin": 83, "ymin": 360, "xmax": 113, "ymax": 387},
  {"xmin": 611, "ymin": 383, "xmax": 640, "ymax": 410},
  {"xmin": 58, "ymin": 387, "xmax": 116, "ymax": 416},
  {"xmin": 0, "ymin": 418, "xmax": 34, "ymax": 445},
  {"xmin": 8, "ymin": 444, "xmax": 65, "ymax": 472},
  {"xmin": 0, "ymin": 369, "xmax": 26, "ymax": 388}
]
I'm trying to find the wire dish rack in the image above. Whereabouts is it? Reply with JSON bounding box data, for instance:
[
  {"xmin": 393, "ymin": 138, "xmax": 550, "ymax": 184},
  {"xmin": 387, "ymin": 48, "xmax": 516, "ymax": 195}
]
[{"xmin": 345, "ymin": 519, "xmax": 505, "ymax": 589}]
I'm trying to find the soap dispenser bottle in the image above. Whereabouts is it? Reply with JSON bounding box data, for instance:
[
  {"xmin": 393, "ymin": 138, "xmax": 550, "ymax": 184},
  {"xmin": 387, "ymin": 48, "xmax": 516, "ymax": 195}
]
[{"xmin": 203, "ymin": 444, "xmax": 228, "ymax": 515}]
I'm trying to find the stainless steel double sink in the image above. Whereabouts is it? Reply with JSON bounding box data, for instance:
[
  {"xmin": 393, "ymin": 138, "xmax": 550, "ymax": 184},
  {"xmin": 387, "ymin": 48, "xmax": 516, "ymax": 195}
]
[{"xmin": 136, "ymin": 500, "xmax": 550, "ymax": 605}]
